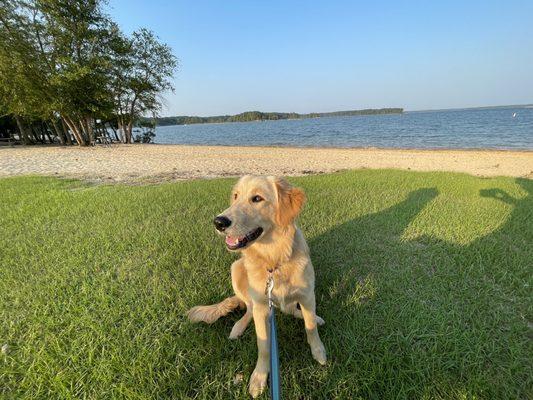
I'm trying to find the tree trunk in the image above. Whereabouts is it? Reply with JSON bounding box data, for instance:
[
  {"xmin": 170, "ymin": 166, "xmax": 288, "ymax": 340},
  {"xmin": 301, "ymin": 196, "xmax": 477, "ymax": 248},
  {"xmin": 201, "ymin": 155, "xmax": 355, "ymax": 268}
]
[
  {"xmin": 108, "ymin": 124, "xmax": 120, "ymax": 141},
  {"xmin": 30, "ymin": 125, "xmax": 43, "ymax": 143},
  {"xmin": 118, "ymin": 120, "xmax": 126, "ymax": 143},
  {"xmin": 14, "ymin": 115, "xmax": 32, "ymax": 144},
  {"xmin": 51, "ymin": 120, "xmax": 66, "ymax": 145},
  {"xmin": 63, "ymin": 116, "xmax": 87, "ymax": 146},
  {"xmin": 127, "ymin": 97, "xmax": 138, "ymax": 144},
  {"xmin": 43, "ymin": 123, "xmax": 53, "ymax": 143},
  {"xmin": 38, "ymin": 126, "xmax": 45, "ymax": 143},
  {"xmin": 78, "ymin": 118, "xmax": 90, "ymax": 146},
  {"xmin": 84, "ymin": 116, "xmax": 94, "ymax": 145},
  {"xmin": 125, "ymin": 121, "xmax": 133, "ymax": 144},
  {"xmin": 63, "ymin": 117, "xmax": 77, "ymax": 143},
  {"xmin": 61, "ymin": 118, "xmax": 73, "ymax": 145}
]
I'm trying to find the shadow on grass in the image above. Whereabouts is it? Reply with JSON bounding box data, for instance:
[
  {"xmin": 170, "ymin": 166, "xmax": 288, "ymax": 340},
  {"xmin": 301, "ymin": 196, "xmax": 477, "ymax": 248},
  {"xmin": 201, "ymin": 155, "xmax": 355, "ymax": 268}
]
[{"xmin": 298, "ymin": 179, "xmax": 532, "ymax": 399}]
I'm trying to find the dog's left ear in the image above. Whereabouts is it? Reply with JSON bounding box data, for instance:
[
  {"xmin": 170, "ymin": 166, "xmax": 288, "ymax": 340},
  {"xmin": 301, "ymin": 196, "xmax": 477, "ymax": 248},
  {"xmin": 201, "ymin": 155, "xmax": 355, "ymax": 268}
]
[{"xmin": 272, "ymin": 177, "xmax": 306, "ymax": 226}]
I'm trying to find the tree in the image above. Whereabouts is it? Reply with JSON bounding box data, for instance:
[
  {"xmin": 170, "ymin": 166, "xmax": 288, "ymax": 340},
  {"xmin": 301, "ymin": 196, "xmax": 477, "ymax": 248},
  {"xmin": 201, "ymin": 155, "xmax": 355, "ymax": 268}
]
[
  {"xmin": 0, "ymin": 0, "xmax": 55, "ymax": 143},
  {"xmin": 111, "ymin": 28, "xmax": 177, "ymax": 143},
  {"xmin": 40, "ymin": 0, "xmax": 116, "ymax": 145},
  {"xmin": 0, "ymin": 0, "xmax": 177, "ymax": 146}
]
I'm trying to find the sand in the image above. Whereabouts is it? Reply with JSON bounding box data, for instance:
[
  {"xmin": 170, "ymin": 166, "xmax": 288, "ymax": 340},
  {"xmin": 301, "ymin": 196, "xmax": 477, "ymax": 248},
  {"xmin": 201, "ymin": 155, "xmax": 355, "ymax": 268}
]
[{"xmin": 1, "ymin": 144, "xmax": 532, "ymax": 183}]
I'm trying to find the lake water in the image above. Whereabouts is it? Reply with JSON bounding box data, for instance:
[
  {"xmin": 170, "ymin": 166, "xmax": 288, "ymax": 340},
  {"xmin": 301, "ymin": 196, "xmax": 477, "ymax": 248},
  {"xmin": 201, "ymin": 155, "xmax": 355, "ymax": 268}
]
[{"xmin": 155, "ymin": 107, "xmax": 533, "ymax": 150}]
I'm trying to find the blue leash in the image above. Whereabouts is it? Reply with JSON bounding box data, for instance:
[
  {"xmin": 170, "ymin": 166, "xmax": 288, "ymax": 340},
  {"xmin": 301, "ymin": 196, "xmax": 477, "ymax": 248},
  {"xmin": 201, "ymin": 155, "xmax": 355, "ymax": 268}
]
[{"xmin": 266, "ymin": 274, "xmax": 281, "ymax": 400}]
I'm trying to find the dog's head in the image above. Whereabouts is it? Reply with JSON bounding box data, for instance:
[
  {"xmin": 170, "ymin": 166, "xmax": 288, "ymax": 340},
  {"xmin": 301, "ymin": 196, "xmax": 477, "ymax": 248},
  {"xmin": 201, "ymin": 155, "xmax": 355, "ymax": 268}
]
[{"xmin": 213, "ymin": 176, "xmax": 306, "ymax": 251}]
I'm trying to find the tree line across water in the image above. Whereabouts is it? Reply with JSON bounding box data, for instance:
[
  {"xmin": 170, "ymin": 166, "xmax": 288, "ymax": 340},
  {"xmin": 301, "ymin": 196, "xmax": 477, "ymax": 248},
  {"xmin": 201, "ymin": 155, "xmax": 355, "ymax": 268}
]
[
  {"xmin": 152, "ymin": 108, "xmax": 404, "ymax": 126},
  {"xmin": 0, "ymin": 0, "xmax": 177, "ymax": 146}
]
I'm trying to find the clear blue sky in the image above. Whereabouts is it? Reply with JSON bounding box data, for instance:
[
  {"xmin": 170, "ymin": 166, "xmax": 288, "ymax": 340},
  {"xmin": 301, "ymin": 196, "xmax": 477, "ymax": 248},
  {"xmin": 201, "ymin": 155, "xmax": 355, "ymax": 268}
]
[{"xmin": 108, "ymin": 0, "xmax": 533, "ymax": 116}]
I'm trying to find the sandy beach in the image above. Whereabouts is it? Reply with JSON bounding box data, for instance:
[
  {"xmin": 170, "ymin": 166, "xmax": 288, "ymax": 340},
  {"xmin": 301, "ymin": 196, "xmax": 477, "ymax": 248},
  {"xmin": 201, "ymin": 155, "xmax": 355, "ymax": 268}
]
[{"xmin": 1, "ymin": 144, "xmax": 532, "ymax": 183}]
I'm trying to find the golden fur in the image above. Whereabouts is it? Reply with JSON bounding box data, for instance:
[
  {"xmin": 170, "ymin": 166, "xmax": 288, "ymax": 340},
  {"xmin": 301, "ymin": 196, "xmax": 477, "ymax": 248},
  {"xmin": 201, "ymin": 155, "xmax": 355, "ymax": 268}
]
[{"xmin": 187, "ymin": 176, "xmax": 326, "ymax": 397}]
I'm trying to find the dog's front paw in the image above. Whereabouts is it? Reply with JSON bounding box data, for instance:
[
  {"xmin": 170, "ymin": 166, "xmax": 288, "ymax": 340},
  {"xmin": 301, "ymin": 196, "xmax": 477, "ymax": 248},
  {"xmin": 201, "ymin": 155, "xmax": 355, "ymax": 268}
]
[
  {"xmin": 229, "ymin": 320, "xmax": 246, "ymax": 339},
  {"xmin": 311, "ymin": 341, "xmax": 327, "ymax": 365},
  {"xmin": 229, "ymin": 314, "xmax": 251, "ymax": 339},
  {"xmin": 248, "ymin": 368, "xmax": 268, "ymax": 398}
]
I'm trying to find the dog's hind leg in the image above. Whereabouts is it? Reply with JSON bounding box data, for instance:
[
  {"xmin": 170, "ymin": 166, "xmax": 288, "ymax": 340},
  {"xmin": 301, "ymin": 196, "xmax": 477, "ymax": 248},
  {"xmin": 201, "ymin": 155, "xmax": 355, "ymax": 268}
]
[
  {"xmin": 229, "ymin": 259, "xmax": 253, "ymax": 339},
  {"xmin": 187, "ymin": 295, "xmax": 243, "ymax": 324},
  {"xmin": 286, "ymin": 302, "xmax": 325, "ymax": 325}
]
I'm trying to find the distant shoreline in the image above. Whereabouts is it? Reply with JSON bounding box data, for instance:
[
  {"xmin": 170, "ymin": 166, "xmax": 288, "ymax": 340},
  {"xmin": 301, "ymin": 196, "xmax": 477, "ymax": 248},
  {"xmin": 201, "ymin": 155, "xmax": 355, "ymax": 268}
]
[
  {"xmin": 150, "ymin": 108, "xmax": 403, "ymax": 126},
  {"xmin": 2, "ymin": 144, "xmax": 532, "ymax": 183},
  {"xmin": 407, "ymin": 103, "xmax": 533, "ymax": 113},
  {"xmin": 150, "ymin": 104, "xmax": 533, "ymax": 126}
]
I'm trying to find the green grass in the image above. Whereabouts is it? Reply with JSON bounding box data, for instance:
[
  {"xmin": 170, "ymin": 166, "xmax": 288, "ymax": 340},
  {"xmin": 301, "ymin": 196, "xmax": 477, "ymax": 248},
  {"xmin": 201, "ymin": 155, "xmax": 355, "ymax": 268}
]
[{"xmin": 0, "ymin": 170, "xmax": 531, "ymax": 399}]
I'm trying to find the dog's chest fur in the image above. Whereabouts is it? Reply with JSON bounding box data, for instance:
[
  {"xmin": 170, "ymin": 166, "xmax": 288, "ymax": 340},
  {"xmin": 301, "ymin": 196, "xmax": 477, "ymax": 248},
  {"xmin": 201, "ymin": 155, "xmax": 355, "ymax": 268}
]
[
  {"xmin": 244, "ymin": 255, "xmax": 313, "ymax": 308},
  {"xmin": 270, "ymin": 270, "xmax": 302, "ymax": 309},
  {"xmin": 242, "ymin": 227, "xmax": 315, "ymax": 309}
]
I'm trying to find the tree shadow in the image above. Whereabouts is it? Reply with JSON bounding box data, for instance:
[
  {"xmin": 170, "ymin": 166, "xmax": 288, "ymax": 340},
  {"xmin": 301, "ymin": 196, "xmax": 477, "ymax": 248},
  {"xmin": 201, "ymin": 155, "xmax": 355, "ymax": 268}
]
[{"xmin": 286, "ymin": 179, "xmax": 533, "ymax": 399}]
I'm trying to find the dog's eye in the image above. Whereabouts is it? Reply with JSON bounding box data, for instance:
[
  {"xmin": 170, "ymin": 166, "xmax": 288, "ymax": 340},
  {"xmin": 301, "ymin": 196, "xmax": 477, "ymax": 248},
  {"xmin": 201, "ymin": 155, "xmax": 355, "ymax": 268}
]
[{"xmin": 251, "ymin": 195, "xmax": 263, "ymax": 203}]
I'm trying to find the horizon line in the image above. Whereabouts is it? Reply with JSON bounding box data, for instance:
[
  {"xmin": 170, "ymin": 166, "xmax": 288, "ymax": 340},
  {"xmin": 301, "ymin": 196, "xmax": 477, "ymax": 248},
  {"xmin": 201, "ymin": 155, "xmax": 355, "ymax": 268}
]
[{"xmin": 160, "ymin": 103, "xmax": 533, "ymax": 118}]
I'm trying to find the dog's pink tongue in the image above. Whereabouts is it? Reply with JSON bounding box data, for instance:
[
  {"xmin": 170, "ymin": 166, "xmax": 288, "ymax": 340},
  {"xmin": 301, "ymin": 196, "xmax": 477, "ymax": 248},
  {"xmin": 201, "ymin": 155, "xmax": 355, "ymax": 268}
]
[{"xmin": 225, "ymin": 236, "xmax": 239, "ymax": 246}]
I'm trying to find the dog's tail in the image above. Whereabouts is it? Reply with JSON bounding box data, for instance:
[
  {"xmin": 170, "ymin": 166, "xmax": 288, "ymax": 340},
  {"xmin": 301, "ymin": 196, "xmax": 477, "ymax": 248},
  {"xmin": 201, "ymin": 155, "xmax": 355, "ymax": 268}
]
[{"xmin": 187, "ymin": 296, "xmax": 243, "ymax": 324}]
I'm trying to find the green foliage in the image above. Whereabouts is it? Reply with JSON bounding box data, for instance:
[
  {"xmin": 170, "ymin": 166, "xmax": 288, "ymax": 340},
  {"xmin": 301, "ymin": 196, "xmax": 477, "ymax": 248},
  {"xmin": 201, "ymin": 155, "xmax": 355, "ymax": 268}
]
[
  {"xmin": 0, "ymin": 0, "xmax": 54, "ymax": 120},
  {"xmin": 0, "ymin": 0, "xmax": 177, "ymax": 145},
  {"xmin": 152, "ymin": 108, "xmax": 404, "ymax": 126},
  {"xmin": 0, "ymin": 170, "xmax": 531, "ymax": 399},
  {"xmin": 111, "ymin": 27, "xmax": 177, "ymax": 143}
]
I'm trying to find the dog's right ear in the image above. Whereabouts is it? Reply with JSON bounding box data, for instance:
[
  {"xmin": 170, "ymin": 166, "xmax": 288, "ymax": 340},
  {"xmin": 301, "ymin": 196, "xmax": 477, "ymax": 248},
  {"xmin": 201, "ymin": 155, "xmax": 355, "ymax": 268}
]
[{"xmin": 272, "ymin": 177, "xmax": 306, "ymax": 226}]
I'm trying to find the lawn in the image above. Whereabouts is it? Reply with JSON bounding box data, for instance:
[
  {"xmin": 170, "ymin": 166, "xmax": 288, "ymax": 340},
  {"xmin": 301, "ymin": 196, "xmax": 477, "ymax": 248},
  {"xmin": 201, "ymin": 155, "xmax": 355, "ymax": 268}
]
[{"xmin": 0, "ymin": 170, "xmax": 531, "ymax": 399}]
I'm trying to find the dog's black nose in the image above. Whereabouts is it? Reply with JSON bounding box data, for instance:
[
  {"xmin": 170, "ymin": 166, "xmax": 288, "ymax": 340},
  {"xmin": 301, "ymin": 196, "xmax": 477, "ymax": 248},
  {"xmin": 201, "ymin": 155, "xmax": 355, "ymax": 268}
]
[{"xmin": 214, "ymin": 216, "xmax": 232, "ymax": 231}]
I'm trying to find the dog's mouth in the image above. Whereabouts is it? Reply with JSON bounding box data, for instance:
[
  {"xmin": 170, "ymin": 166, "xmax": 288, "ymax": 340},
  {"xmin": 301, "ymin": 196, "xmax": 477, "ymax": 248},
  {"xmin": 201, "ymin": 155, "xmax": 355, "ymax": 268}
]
[{"xmin": 225, "ymin": 227, "xmax": 264, "ymax": 250}]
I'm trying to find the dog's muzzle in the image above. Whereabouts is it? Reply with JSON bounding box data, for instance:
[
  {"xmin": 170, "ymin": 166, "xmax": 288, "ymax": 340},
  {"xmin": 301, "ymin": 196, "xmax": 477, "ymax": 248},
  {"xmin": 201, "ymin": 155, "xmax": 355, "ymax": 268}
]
[{"xmin": 225, "ymin": 227, "xmax": 264, "ymax": 250}]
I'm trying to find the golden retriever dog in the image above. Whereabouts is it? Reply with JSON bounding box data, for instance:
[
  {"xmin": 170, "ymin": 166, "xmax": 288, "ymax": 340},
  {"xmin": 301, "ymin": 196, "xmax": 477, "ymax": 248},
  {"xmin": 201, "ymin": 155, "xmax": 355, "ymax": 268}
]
[{"xmin": 187, "ymin": 175, "xmax": 326, "ymax": 397}]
